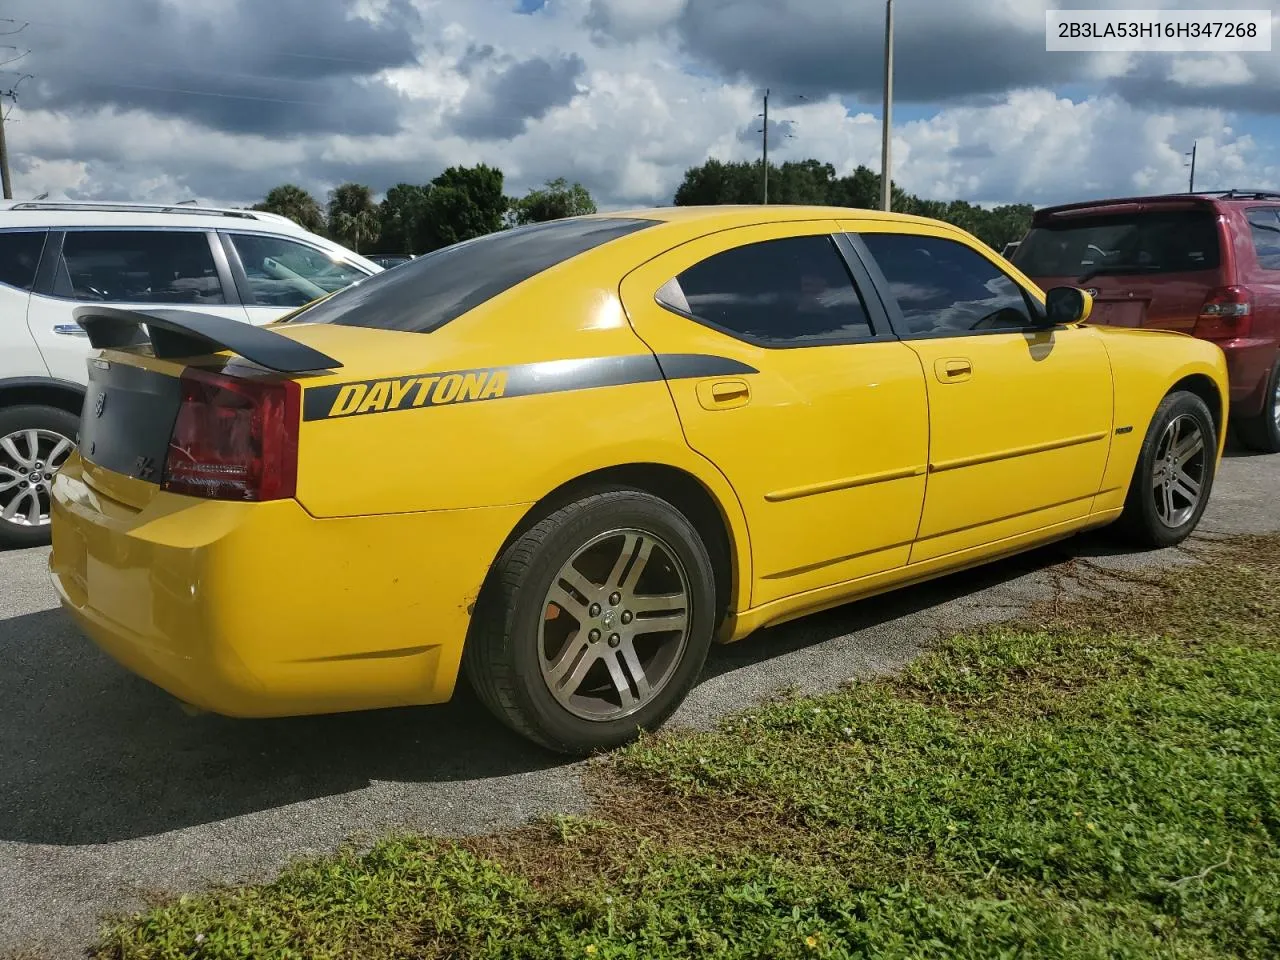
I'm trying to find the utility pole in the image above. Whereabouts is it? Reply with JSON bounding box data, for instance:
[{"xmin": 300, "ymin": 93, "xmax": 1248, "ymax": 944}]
[
  {"xmin": 0, "ymin": 103, "xmax": 10, "ymax": 200},
  {"xmin": 1187, "ymin": 140, "xmax": 1198, "ymax": 193},
  {"xmin": 762, "ymin": 88, "xmax": 769, "ymax": 205},
  {"xmin": 880, "ymin": 0, "xmax": 894, "ymax": 211}
]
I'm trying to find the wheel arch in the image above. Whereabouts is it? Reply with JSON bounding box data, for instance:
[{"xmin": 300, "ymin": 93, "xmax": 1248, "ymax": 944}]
[
  {"xmin": 482, "ymin": 461, "xmax": 750, "ymax": 632},
  {"xmin": 1169, "ymin": 372, "xmax": 1225, "ymax": 441},
  {"xmin": 0, "ymin": 377, "xmax": 86, "ymax": 420}
]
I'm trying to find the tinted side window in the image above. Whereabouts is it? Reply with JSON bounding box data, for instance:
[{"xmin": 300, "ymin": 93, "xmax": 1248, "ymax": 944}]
[
  {"xmin": 230, "ymin": 234, "xmax": 370, "ymax": 308},
  {"xmin": 1247, "ymin": 208, "xmax": 1280, "ymax": 271},
  {"xmin": 55, "ymin": 230, "xmax": 225, "ymax": 305},
  {"xmin": 861, "ymin": 233, "xmax": 1034, "ymax": 337},
  {"xmin": 657, "ymin": 235, "xmax": 875, "ymax": 345},
  {"xmin": 0, "ymin": 230, "xmax": 47, "ymax": 291},
  {"xmin": 291, "ymin": 217, "xmax": 655, "ymax": 333}
]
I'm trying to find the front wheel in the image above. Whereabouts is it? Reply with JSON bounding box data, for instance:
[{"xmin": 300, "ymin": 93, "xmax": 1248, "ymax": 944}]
[
  {"xmin": 0, "ymin": 405, "xmax": 79, "ymax": 549},
  {"xmin": 464, "ymin": 488, "xmax": 718, "ymax": 755},
  {"xmin": 1115, "ymin": 390, "xmax": 1217, "ymax": 548}
]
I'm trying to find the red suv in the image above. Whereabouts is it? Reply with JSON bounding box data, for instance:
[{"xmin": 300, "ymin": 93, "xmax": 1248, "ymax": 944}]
[{"xmin": 1012, "ymin": 190, "xmax": 1280, "ymax": 452}]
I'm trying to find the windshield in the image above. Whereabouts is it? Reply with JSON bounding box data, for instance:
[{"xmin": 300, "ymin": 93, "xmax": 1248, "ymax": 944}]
[
  {"xmin": 1012, "ymin": 209, "xmax": 1221, "ymax": 279},
  {"xmin": 287, "ymin": 216, "xmax": 656, "ymax": 334}
]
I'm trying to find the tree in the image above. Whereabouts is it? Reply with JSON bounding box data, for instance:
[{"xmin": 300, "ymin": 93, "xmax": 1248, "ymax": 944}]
[
  {"xmin": 417, "ymin": 164, "xmax": 508, "ymax": 252},
  {"xmin": 326, "ymin": 182, "xmax": 379, "ymax": 253},
  {"xmin": 671, "ymin": 156, "xmax": 1035, "ymax": 251},
  {"xmin": 509, "ymin": 177, "xmax": 597, "ymax": 225},
  {"xmin": 253, "ymin": 184, "xmax": 325, "ymax": 234},
  {"xmin": 377, "ymin": 183, "xmax": 430, "ymax": 254}
]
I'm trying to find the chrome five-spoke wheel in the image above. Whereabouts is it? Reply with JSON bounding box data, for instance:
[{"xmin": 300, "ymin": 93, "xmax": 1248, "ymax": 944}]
[
  {"xmin": 0, "ymin": 428, "xmax": 75, "ymax": 529},
  {"xmin": 1150, "ymin": 413, "xmax": 1207, "ymax": 528},
  {"xmin": 540, "ymin": 529, "xmax": 691, "ymax": 721},
  {"xmin": 464, "ymin": 488, "xmax": 717, "ymax": 755}
]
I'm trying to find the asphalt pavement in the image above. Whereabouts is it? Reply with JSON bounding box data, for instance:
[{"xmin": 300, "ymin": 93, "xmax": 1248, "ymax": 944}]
[{"xmin": 3, "ymin": 447, "xmax": 1278, "ymax": 956}]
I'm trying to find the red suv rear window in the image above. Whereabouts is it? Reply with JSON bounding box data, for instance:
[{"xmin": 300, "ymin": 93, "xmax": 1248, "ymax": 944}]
[{"xmin": 1013, "ymin": 209, "xmax": 1221, "ymax": 280}]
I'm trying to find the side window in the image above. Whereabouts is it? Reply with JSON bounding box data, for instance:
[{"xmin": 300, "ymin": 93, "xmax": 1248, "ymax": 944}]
[
  {"xmin": 861, "ymin": 232, "xmax": 1036, "ymax": 337},
  {"xmin": 0, "ymin": 230, "xmax": 48, "ymax": 291},
  {"xmin": 1247, "ymin": 208, "xmax": 1280, "ymax": 271},
  {"xmin": 54, "ymin": 230, "xmax": 226, "ymax": 305},
  {"xmin": 656, "ymin": 234, "xmax": 876, "ymax": 346},
  {"xmin": 229, "ymin": 234, "xmax": 370, "ymax": 308}
]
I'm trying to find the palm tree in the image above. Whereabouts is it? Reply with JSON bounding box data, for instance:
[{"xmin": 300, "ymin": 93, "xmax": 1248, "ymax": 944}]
[
  {"xmin": 253, "ymin": 184, "xmax": 325, "ymax": 234},
  {"xmin": 327, "ymin": 183, "xmax": 380, "ymax": 253}
]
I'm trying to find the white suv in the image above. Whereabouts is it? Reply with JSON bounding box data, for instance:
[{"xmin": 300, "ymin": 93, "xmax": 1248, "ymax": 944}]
[{"xmin": 0, "ymin": 200, "xmax": 382, "ymax": 547}]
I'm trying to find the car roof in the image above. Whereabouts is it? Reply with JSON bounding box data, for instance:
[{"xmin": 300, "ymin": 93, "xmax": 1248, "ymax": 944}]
[
  {"xmin": 0, "ymin": 200, "xmax": 312, "ymax": 232},
  {"xmin": 602, "ymin": 204, "xmax": 946, "ymax": 229},
  {"xmin": 1032, "ymin": 190, "xmax": 1280, "ymax": 220}
]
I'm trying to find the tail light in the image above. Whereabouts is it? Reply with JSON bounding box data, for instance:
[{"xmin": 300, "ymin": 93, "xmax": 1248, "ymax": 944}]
[
  {"xmin": 1194, "ymin": 285, "xmax": 1253, "ymax": 339},
  {"xmin": 162, "ymin": 368, "xmax": 300, "ymax": 501}
]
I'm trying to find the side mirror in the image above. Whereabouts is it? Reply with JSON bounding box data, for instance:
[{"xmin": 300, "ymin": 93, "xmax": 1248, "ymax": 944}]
[{"xmin": 1043, "ymin": 286, "xmax": 1093, "ymax": 326}]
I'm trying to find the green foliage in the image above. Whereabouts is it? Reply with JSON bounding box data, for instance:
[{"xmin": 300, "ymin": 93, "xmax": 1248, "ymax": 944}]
[
  {"xmin": 252, "ymin": 184, "xmax": 325, "ymax": 235},
  {"xmin": 325, "ymin": 183, "xmax": 379, "ymax": 254},
  {"xmin": 375, "ymin": 183, "xmax": 430, "ymax": 256},
  {"xmin": 417, "ymin": 164, "xmax": 509, "ymax": 252},
  {"xmin": 96, "ymin": 540, "xmax": 1280, "ymax": 960},
  {"xmin": 672, "ymin": 158, "xmax": 1035, "ymax": 251},
  {"xmin": 508, "ymin": 177, "xmax": 598, "ymax": 225}
]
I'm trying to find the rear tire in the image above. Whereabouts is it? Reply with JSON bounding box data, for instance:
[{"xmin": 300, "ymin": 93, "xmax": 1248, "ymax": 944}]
[
  {"xmin": 1115, "ymin": 390, "xmax": 1217, "ymax": 549},
  {"xmin": 1235, "ymin": 358, "xmax": 1280, "ymax": 454},
  {"xmin": 0, "ymin": 405, "xmax": 80, "ymax": 550},
  {"xmin": 463, "ymin": 488, "xmax": 717, "ymax": 755}
]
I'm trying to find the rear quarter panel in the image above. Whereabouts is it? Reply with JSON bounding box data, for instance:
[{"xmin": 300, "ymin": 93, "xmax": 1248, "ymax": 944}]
[
  {"xmin": 1091, "ymin": 327, "xmax": 1229, "ymax": 513},
  {"xmin": 284, "ymin": 250, "xmax": 754, "ymax": 609}
]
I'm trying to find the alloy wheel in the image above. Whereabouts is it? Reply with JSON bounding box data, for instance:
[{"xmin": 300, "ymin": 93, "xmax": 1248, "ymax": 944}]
[
  {"xmin": 538, "ymin": 528, "xmax": 692, "ymax": 722},
  {"xmin": 0, "ymin": 429, "xmax": 75, "ymax": 528},
  {"xmin": 1150, "ymin": 414, "xmax": 1207, "ymax": 528}
]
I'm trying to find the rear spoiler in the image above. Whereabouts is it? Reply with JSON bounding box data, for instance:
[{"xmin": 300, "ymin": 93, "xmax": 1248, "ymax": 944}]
[{"xmin": 73, "ymin": 306, "xmax": 342, "ymax": 374}]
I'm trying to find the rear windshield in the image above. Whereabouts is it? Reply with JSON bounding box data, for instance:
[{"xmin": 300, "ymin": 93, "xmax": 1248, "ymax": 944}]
[
  {"xmin": 288, "ymin": 216, "xmax": 656, "ymax": 333},
  {"xmin": 1012, "ymin": 209, "xmax": 1221, "ymax": 279}
]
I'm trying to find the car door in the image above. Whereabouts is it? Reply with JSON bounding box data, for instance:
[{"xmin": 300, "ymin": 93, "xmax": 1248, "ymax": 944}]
[
  {"xmin": 0, "ymin": 229, "xmax": 51, "ymax": 379},
  {"xmin": 220, "ymin": 232, "xmax": 373, "ymax": 324},
  {"xmin": 25, "ymin": 228, "xmax": 248, "ymax": 384},
  {"xmin": 620, "ymin": 220, "xmax": 930, "ymax": 609},
  {"xmin": 845, "ymin": 222, "xmax": 1114, "ymax": 564}
]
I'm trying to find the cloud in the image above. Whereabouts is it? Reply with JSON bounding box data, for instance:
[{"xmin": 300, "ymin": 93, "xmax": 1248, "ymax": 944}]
[
  {"xmin": 3, "ymin": 0, "xmax": 1278, "ymax": 215},
  {"xmin": 449, "ymin": 53, "xmax": 587, "ymax": 140},
  {"xmin": 9, "ymin": 0, "xmax": 422, "ymax": 135}
]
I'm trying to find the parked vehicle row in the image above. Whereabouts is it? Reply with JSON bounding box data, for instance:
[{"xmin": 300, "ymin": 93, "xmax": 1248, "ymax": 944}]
[
  {"xmin": 0, "ymin": 201, "xmax": 381, "ymax": 546},
  {"xmin": 1011, "ymin": 189, "xmax": 1280, "ymax": 453},
  {"xmin": 47, "ymin": 205, "xmax": 1228, "ymax": 755}
]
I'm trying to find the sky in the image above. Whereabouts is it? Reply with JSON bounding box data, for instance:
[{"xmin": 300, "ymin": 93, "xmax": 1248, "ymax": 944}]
[{"xmin": 2, "ymin": 0, "xmax": 1278, "ymax": 212}]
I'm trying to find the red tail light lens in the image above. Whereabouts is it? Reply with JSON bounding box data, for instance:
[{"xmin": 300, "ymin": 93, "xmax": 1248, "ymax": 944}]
[
  {"xmin": 1194, "ymin": 285, "xmax": 1253, "ymax": 339},
  {"xmin": 162, "ymin": 368, "xmax": 300, "ymax": 501}
]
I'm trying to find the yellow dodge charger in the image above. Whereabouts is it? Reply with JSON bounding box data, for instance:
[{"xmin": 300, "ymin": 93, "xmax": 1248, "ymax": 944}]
[{"xmin": 48, "ymin": 206, "xmax": 1228, "ymax": 754}]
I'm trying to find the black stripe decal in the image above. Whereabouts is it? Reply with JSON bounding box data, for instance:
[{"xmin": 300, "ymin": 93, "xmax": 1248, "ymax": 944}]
[{"xmin": 301, "ymin": 353, "xmax": 758, "ymax": 422}]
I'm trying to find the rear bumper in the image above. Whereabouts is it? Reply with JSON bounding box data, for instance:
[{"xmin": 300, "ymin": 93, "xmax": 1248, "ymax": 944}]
[
  {"xmin": 1212, "ymin": 337, "xmax": 1278, "ymax": 418},
  {"xmin": 49, "ymin": 455, "xmax": 526, "ymax": 717}
]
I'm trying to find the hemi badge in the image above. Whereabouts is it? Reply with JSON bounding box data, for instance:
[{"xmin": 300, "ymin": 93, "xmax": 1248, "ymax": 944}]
[{"xmin": 1115, "ymin": 425, "xmax": 1134, "ymax": 435}]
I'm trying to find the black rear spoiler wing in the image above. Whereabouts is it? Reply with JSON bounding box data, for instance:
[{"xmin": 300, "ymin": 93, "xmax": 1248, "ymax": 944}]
[{"xmin": 72, "ymin": 306, "xmax": 342, "ymax": 374}]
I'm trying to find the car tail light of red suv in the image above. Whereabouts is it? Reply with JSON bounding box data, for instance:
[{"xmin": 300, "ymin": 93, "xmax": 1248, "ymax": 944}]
[
  {"xmin": 1194, "ymin": 285, "xmax": 1253, "ymax": 340},
  {"xmin": 162, "ymin": 367, "xmax": 301, "ymax": 501}
]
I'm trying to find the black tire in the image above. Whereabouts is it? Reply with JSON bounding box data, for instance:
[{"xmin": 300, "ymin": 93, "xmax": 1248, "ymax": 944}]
[
  {"xmin": 1234, "ymin": 358, "xmax": 1280, "ymax": 454},
  {"xmin": 1115, "ymin": 390, "xmax": 1217, "ymax": 549},
  {"xmin": 463, "ymin": 488, "xmax": 718, "ymax": 755},
  {"xmin": 0, "ymin": 404, "xmax": 80, "ymax": 550}
]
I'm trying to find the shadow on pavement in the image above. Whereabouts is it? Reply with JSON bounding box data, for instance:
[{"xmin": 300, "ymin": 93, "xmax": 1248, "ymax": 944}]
[{"xmin": 0, "ymin": 533, "xmax": 1124, "ymax": 847}]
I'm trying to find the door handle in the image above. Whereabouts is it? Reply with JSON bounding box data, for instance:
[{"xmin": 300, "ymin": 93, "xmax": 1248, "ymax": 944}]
[
  {"xmin": 935, "ymin": 358, "xmax": 972, "ymax": 382},
  {"xmin": 696, "ymin": 378, "xmax": 750, "ymax": 410}
]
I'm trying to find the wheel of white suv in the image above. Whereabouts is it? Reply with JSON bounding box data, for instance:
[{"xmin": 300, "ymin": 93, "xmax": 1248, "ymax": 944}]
[
  {"xmin": 1236, "ymin": 358, "xmax": 1280, "ymax": 454},
  {"xmin": 0, "ymin": 405, "xmax": 78, "ymax": 549}
]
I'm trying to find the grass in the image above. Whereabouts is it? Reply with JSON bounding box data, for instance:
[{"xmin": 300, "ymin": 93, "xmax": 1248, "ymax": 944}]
[{"xmin": 92, "ymin": 536, "xmax": 1280, "ymax": 959}]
